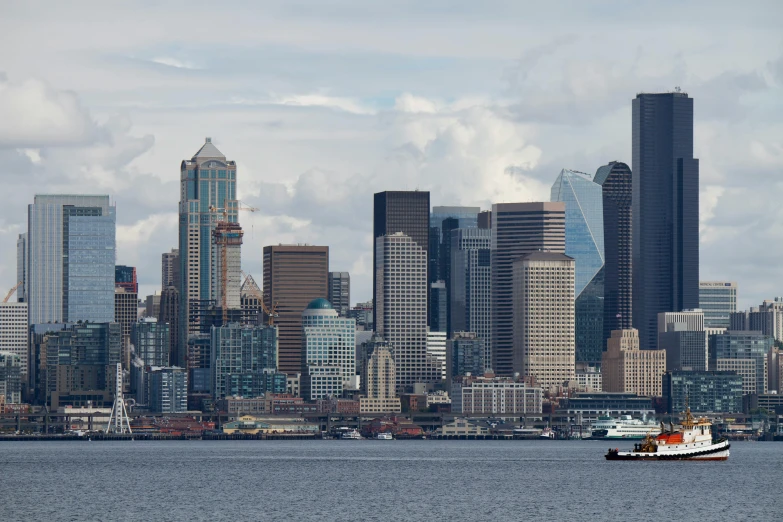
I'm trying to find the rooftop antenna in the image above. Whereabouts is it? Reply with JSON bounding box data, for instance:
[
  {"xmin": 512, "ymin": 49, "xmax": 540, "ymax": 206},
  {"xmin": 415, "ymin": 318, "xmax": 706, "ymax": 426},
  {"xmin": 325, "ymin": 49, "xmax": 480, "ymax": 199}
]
[{"xmin": 106, "ymin": 363, "xmax": 132, "ymax": 434}]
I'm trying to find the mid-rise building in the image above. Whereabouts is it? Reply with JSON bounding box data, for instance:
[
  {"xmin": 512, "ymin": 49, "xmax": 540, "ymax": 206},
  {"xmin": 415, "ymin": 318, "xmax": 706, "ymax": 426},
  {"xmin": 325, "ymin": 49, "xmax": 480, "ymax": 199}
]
[
  {"xmin": 732, "ymin": 299, "xmax": 783, "ymax": 343},
  {"xmin": 662, "ymin": 371, "xmax": 743, "ymax": 414},
  {"xmin": 327, "ymin": 272, "xmax": 350, "ymax": 317},
  {"xmin": 450, "ymin": 227, "xmax": 491, "ymax": 366},
  {"xmin": 360, "ymin": 345, "xmax": 401, "ymax": 414},
  {"xmin": 0, "ymin": 352, "xmax": 22, "ymax": 404},
  {"xmin": 574, "ymin": 364, "xmax": 603, "ymax": 392},
  {"xmin": 513, "ymin": 252, "xmax": 575, "ymax": 388},
  {"xmin": 699, "ymin": 282, "xmax": 737, "ymax": 328},
  {"xmin": 551, "ymin": 168, "xmax": 605, "ymax": 366},
  {"xmin": 595, "ymin": 161, "xmax": 633, "ymax": 346},
  {"xmin": 491, "ymin": 202, "xmax": 565, "ymax": 376},
  {"xmin": 0, "ymin": 303, "xmax": 27, "ymax": 376},
  {"xmin": 162, "ymin": 248, "xmax": 180, "ymax": 289},
  {"xmin": 210, "ymin": 323, "xmax": 280, "ymax": 400},
  {"xmin": 710, "ymin": 331, "xmax": 773, "ymax": 394},
  {"xmin": 601, "ymin": 329, "xmax": 666, "ymax": 397},
  {"xmin": 25, "ymin": 195, "xmax": 116, "ymax": 325},
  {"xmin": 263, "ymin": 244, "xmax": 329, "ymax": 375},
  {"xmin": 451, "ymin": 375, "xmax": 543, "ymax": 415},
  {"xmin": 632, "ymin": 92, "xmax": 700, "ymax": 350},
  {"xmin": 426, "ymin": 330, "xmax": 447, "ymax": 381},
  {"xmin": 446, "ymin": 332, "xmax": 486, "ymax": 385},
  {"xmin": 301, "ymin": 298, "xmax": 356, "ymax": 400},
  {"xmin": 148, "ymin": 366, "xmax": 188, "ymax": 413}
]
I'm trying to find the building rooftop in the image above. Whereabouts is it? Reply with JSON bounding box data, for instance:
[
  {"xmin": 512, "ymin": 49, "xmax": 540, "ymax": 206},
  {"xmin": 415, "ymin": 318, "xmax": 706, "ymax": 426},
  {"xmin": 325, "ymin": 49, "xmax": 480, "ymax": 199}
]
[
  {"xmin": 306, "ymin": 298, "xmax": 333, "ymax": 310},
  {"xmin": 191, "ymin": 137, "xmax": 226, "ymax": 160},
  {"xmin": 521, "ymin": 251, "xmax": 574, "ymax": 262}
]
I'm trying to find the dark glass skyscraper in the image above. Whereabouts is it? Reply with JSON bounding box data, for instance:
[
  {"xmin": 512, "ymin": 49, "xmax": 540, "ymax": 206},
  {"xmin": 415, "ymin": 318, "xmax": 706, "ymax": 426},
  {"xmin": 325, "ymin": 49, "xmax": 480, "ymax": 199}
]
[
  {"xmin": 595, "ymin": 161, "xmax": 633, "ymax": 347},
  {"xmin": 632, "ymin": 92, "xmax": 699, "ymax": 350},
  {"xmin": 373, "ymin": 191, "xmax": 430, "ymax": 327}
]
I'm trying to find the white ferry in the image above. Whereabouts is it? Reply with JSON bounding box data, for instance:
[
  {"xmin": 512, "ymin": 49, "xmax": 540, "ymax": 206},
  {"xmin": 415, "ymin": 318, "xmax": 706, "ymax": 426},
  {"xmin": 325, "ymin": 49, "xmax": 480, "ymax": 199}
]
[
  {"xmin": 590, "ymin": 415, "xmax": 661, "ymax": 439},
  {"xmin": 341, "ymin": 429, "xmax": 363, "ymax": 440},
  {"xmin": 376, "ymin": 432, "xmax": 393, "ymax": 440},
  {"xmin": 605, "ymin": 407, "xmax": 729, "ymax": 461}
]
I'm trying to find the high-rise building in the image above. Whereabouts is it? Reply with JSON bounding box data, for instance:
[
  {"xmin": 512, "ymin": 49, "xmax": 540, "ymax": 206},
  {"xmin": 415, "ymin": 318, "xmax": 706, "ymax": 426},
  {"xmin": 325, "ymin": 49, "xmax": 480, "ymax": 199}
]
[
  {"xmin": 131, "ymin": 318, "xmax": 171, "ymax": 368},
  {"xmin": 513, "ymin": 252, "xmax": 575, "ymax": 388},
  {"xmin": 348, "ymin": 301, "xmax": 373, "ymax": 331},
  {"xmin": 491, "ymin": 202, "xmax": 565, "ymax": 376},
  {"xmin": 373, "ymin": 191, "xmax": 430, "ymax": 328},
  {"xmin": 429, "ymin": 281, "xmax": 447, "ymax": 333},
  {"xmin": 699, "ymin": 282, "xmax": 737, "ymax": 329},
  {"xmin": 478, "ymin": 211, "xmax": 492, "ymax": 230},
  {"xmin": 178, "ymin": 138, "xmax": 238, "ymax": 357},
  {"xmin": 262, "ymin": 244, "xmax": 329, "ymax": 375},
  {"xmin": 26, "ymin": 195, "xmax": 116, "ymax": 325},
  {"xmin": 657, "ymin": 309, "xmax": 707, "ymax": 372},
  {"xmin": 115, "ymin": 265, "xmax": 138, "ymax": 293},
  {"xmin": 732, "ymin": 299, "xmax": 783, "ymax": 343},
  {"xmin": 658, "ymin": 309, "xmax": 705, "ymax": 334},
  {"xmin": 162, "ymin": 249, "xmax": 180, "ymax": 289},
  {"xmin": 159, "ymin": 286, "xmax": 181, "ymax": 366},
  {"xmin": 148, "ymin": 366, "xmax": 188, "ymax": 413},
  {"xmin": 662, "ymin": 371, "xmax": 743, "ymax": 414},
  {"xmin": 595, "ymin": 161, "xmax": 633, "ymax": 346},
  {"xmin": 375, "ymin": 233, "xmax": 437, "ymax": 392},
  {"xmin": 145, "ymin": 294, "xmax": 161, "ymax": 319},
  {"xmin": 16, "ymin": 233, "xmax": 26, "ymax": 303},
  {"xmin": 446, "ymin": 332, "xmax": 486, "ymax": 385},
  {"xmin": 426, "ymin": 330, "xmax": 447, "ymax": 381},
  {"xmin": 601, "ymin": 329, "xmax": 666, "ymax": 397},
  {"xmin": 551, "ymin": 169, "xmax": 605, "ymax": 366},
  {"xmin": 327, "ymin": 272, "xmax": 351, "ymax": 317},
  {"xmin": 710, "ymin": 331, "xmax": 773, "ymax": 394},
  {"xmin": 114, "ymin": 287, "xmax": 138, "ymax": 369},
  {"xmin": 210, "ymin": 323, "xmax": 280, "ymax": 400},
  {"xmin": 450, "ymin": 227, "xmax": 491, "ymax": 365},
  {"xmin": 0, "ymin": 303, "xmax": 27, "ymax": 377},
  {"xmin": 301, "ymin": 298, "xmax": 356, "ymax": 400},
  {"xmin": 360, "ymin": 345, "xmax": 401, "ymax": 414},
  {"xmin": 211, "ymin": 221, "xmax": 243, "ymax": 313},
  {"xmin": 632, "ymin": 92, "xmax": 700, "ymax": 350},
  {"xmin": 0, "ymin": 352, "xmax": 22, "ymax": 404}
]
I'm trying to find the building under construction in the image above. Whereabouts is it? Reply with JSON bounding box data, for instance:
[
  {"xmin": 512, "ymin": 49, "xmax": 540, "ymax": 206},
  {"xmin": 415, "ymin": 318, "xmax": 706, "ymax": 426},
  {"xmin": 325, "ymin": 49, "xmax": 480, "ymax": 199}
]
[{"xmin": 211, "ymin": 221, "xmax": 243, "ymax": 313}]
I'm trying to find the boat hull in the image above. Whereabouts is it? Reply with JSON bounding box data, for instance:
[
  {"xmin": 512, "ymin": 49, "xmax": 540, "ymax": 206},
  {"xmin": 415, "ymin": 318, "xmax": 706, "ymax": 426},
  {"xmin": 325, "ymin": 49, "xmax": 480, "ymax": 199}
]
[{"xmin": 605, "ymin": 440, "xmax": 730, "ymax": 461}]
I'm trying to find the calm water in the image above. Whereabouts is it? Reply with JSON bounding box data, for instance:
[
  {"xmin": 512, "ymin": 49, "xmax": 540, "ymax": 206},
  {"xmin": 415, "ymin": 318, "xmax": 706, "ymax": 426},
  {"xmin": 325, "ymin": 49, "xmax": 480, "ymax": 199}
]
[{"xmin": 0, "ymin": 440, "xmax": 780, "ymax": 521}]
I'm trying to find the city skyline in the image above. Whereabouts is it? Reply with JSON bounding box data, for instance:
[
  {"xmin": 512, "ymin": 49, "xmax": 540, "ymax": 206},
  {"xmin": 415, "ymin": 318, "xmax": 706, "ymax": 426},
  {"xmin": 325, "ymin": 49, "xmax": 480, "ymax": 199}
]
[{"xmin": 0, "ymin": 2, "xmax": 779, "ymax": 311}]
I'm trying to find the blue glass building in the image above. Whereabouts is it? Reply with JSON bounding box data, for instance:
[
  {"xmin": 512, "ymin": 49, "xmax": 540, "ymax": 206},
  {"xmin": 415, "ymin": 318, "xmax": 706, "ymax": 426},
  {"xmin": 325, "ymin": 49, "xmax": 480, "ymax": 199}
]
[{"xmin": 551, "ymin": 169, "xmax": 604, "ymax": 365}]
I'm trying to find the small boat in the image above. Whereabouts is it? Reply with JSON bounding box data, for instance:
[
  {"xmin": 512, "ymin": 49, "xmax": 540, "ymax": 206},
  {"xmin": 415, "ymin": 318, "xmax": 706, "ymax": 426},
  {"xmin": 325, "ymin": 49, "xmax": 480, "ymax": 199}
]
[
  {"xmin": 540, "ymin": 427, "xmax": 555, "ymax": 439},
  {"xmin": 376, "ymin": 432, "xmax": 393, "ymax": 440},
  {"xmin": 341, "ymin": 429, "xmax": 363, "ymax": 440},
  {"xmin": 605, "ymin": 406, "xmax": 729, "ymax": 461}
]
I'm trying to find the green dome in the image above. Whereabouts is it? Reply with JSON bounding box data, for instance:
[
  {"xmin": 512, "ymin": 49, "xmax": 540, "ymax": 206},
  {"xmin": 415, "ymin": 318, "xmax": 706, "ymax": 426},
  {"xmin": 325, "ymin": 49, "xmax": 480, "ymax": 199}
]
[{"xmin": 306, "ymin": 298, "xmax": 333, "ymax": 310}]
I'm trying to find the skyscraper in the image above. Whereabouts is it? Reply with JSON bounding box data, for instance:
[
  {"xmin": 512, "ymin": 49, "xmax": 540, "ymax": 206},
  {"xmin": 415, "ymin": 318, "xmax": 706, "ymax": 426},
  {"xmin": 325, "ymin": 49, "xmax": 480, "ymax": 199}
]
[
  {"xmin": 16, "ymin": 233, "xmax": 26, "ymax": 303},
  {"xmin": 632, "ymin": 92, "xmax": 699, "ymax": 349},
  {"xmin": 178, "ymin": 138, "xmax": 238, "ymax": 352},
  {"xmin": 115, "ymin": 266, "xmax": 138, "ymax": 293},
  {"xmin": 26, "ymin": 195, "xmax": 116, "ymax": 325},
  {"xmin": 513, "ymin": 252, "xmax": 575, "ymax": 388},
  {"xmin": 162, "ymin": 248, "xmax": 180, "ymax": 290},
  {"xmin": 211, "ymin": 221, "xmax": 243, "ymax": 312},
  {"xmin": 595, "ymin": 161, "xmax": 633, "ymax": 346},
  {"xmin": 114, "ymin": 287, "xmax": 138, "ymax": 369},
  {"xmin": 328, "ymin": 272, "xmax": 351, "ymax": 317},
  {"xmin": 450, "ymin": 227, "xmax": 491, "ymax": 365},
  {"xmin": 551, "ymin": 169, "xmax": 605, "ymax": 366},
  {"xmin": 210, "ymin": 323, "xmax": 279, "ymax": 400},
  {"xmin": 602, "ymin": 328, "xmax": 666, "ymax": 397},
  {"xmin": 699, "ymin": 282, "xmax": 737, "ymax": 329},
  {"xmin": 301, "ymin": 298, "xmax": 356, "ymax": 400},
  {"xmin": 158, "ymin": 286, "xmax": 181, "ymax": 366},
  {"xmin": 373, "ymin": 191, "xmax": 430, "ymax": 327},
  {"xmin": 491, "ymin": 202, "xmax": 566, "ymax": 376},
  {"xmin": 262, "ymin": 244, "xmax": 329, "ymax": 375}
]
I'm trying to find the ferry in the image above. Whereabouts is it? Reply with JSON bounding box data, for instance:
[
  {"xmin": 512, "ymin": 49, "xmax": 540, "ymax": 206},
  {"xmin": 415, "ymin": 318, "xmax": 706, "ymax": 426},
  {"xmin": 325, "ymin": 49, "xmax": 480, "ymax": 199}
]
[
  {"xmin": 376, "ymin": 432, "xmax": 393, "ymax": 440},
  {"xmin": 605, "ymin": 407, "xmax": 729, "ymax": 461},
  {"xmin": 540, "ymin": 427, "xmax": 555, "ymax": 439},
  {"xmin": 341, "ymin": 429, "xmax": 363, "ymax": 440},
  {"xmin": 590, "ymin": 415, "xmax": 661, "ymax": 439}
]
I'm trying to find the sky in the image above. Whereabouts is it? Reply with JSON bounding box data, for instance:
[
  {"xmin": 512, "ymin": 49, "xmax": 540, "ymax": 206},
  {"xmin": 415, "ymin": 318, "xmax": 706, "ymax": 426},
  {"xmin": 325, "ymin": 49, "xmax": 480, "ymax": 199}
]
[{"xmin": 0, "ymin": 0, "xmax": 781, "ymax": 309}]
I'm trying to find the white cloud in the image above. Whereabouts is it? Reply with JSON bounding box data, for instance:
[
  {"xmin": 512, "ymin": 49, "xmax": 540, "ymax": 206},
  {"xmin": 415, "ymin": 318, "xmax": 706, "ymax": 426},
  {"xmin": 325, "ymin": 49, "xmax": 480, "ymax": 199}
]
[{"xmin": 150, "ymin": 57, "xmax": 200, "ymax": 70}]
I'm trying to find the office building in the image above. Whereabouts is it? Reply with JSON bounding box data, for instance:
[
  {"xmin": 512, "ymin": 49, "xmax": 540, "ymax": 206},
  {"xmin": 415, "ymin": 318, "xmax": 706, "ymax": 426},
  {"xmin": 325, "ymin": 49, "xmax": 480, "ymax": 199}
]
[
  {"xmin": 348, "ymin": 301, "xmax": 373, "ymax": 331},
  {"xmin": 114, "ymin": 287, "xmax": 138, "ymax": 369},
  {"xmin": 491, "ymin": 202, "xmax": 566, "ymax": 376},
  {"xmin": 162, "ymin": 248, "xmax": 180, "ymax": 289},
  {"xmin": 178, "ymin": 138, "xmax": 238, "ymax": 358},
  {"xmin": 478, "ymin": 210, "xmax": 492, "ymax": 230},
  {"xmin": 732, "ymin": 299, "xmax": 783, "ymax": 343},
  {"xmin": 186, "ymin": 334, "xmax": 211, "ymax": 408},
  {"xmin": 145, "ymin": 294, "xmax": 161, "ymax": 319},
  {"xmin": 601, "ymin": 329, "xmax": 666, "ymax": 397},
  {"xmin": 446, "ymin": 332, "xmax": 486, "ymax": 384},
  {"xmin": 0, "ymin": 303, "xmax": 27, "ymax": 376},
  {"xmin": 44, "ymin": 322, "xmax": 122, "ymax": 408},
  {"xmin": 513, "ymin": 252, "xmax": 575, "ymax": 388},
  {"xmin": 551, "ymin": 168, "xmax": 605, "ymax": 366},
  {"xmin": 16, "ymin": 233, "xmax": 26, "ymax": 303},
  {"xmin": 374, "ymin": 191, "xmax": 430, "ymax": 328},
  {"xmin": 429, "ymin": 281, "xmax": 447, "ymax": 333},
  {"xmin": 658, "ymin": 310, "xmax": 704, "ymax": 334},
  {"xmin": 301, "ymin": 298, "xmax": 356, "ymax": 400},
  {"xmin": 662, "ymin": 371, "xmax": 743, "ymax": 414},
  {"xmin": 360, "ymin": 345, "xmax": 401, "ymax": 414},
  {"xmin": 657, "ymin": 309, "xmax": 707, "ymax": 371},
  {"xmin": 159, "ymin": 286, "xmax": 181, "ymax": 366},
  {"xmin": 210, "ymin": 323, "xmax": 280, "ymax": 400},
  {"xmin": 450, "ymin": 227, "xmax": 491, "ymax": 366},
  {"xmin": 327, "ymin": 272, "xmax": 350, "ymax": 317},
  {"xmin": 375, "ymin": 233, "xmax": 437, "ymax": 392},
  {"xmin": 699, "ymin": 282, "xmax": 737, "ymax": 329},
  {"xmin": 0, "ymin": 352, "xmax": 22, "ymax": 404},
  {"xmin": 131, "ymin": 318, "xmax": 171, "ymax": 368},
  {"xmin": 595, "ymin": 161, "xmax": 633, "ymax": 346},
  {"xmin": 262, "ymin": 244, "xmax": 329, "ymax": 375},
  {"xmin": 451, "ymin": 375, "xmax": 543, "ymax": 415},
  {"xmin": 710, "ymin": 331, "xmax": 773, "ymax": 394},
  {"xmin": 632, "ymin": 92, "xmax": 699, "ymax": 350},
  {"xmin": 25, "ymin": 195, "xmax": 116, "ymax": 325},
  {"xmin": 114, "ymin": 266, "xmax": 138, "ymax": 294},
  {"xmin": 560, "ymin": 392, "xmax": 654, "ymax": 424},
  {"xmin": 148, "ymin": 366, "xmax": 188, "ymax": 413},
  {"xmin": 426, "ymin": 330, "xmax": 447, "ymax": 381}
]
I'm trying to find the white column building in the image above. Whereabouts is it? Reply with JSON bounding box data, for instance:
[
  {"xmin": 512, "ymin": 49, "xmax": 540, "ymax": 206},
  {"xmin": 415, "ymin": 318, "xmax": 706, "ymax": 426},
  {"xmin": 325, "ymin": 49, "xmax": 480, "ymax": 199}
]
[
  {"xmin": 0, "ymin": 303, "xmax": 28, "ymax": 376},
  {"xmin": 302, "ymin": 298, "xmax": 356, "ymax": 400}
]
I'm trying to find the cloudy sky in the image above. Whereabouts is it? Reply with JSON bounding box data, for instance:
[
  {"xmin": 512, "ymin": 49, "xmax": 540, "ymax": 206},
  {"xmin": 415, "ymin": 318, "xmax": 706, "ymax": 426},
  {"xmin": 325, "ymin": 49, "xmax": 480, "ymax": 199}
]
[{"xmin": 0, "ymin": 0, "xmax": 781, "ymax": 308}]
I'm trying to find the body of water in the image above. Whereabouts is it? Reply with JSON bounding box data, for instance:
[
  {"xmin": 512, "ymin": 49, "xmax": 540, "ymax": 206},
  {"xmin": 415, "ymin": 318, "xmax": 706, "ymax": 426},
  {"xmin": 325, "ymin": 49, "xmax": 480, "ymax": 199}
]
[{"xmin": 0, "ymin": 440, "xmax": 779, "ymax": 521}]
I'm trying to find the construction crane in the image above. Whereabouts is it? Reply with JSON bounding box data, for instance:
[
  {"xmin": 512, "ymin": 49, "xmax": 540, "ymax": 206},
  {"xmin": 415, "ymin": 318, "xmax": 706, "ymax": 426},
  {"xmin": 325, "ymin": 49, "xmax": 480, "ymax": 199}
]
[
  {"xmin": 209, "ymin": 201, "xmax": 258, "ymax": 324},
  {"xmin": 3, "ymin": 281, "xmax": 22, "ymax": 303},
  {"xmin": 240, "ymin": 271, "xmax": 279, "ymax": 326}
]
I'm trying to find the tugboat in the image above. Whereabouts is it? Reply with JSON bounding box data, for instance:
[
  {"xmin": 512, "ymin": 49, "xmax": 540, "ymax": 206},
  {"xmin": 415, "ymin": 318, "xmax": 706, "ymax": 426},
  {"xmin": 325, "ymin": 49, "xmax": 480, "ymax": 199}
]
[{"xmin": 605, "ymin": 405, "xmax": 729, "ymax": 461}]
